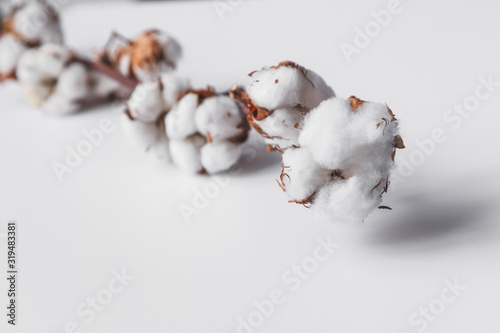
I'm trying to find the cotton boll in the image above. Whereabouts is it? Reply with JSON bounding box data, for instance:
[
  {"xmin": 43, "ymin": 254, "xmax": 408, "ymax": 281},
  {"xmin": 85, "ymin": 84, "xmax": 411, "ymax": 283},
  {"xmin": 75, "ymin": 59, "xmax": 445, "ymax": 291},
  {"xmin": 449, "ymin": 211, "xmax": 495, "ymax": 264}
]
[
  {"xmin": 20, "ymin": 43, "xmax": 72, "ymax": 79},
  {"xmin": 194, "ymin": 95, "xmax": 245, "ymax": 142},
  {"xmin": 280, "ymin": 148, "xmax": 332, "ymax": 202},
  {"xmin": 248, "ymin": 62, "xmax": 334, "ymax": 110},
  {"xmin": 160, "ymin": 72, "xmax": 190, "ymax": 110},
  {"xmin": 200, "ymin": 141, "xmax": 242, "ymax": 174},
  {"xmin": 127, "ymin": 81, "xmax": 165, "ymax": 123},
  {"xmin": 0, "ymin": 34, "xmax": 27, "ymax": 79},
  {"xmin": 11, "ymin": 1, "xmax": 63, "ymax": 45},
  {"xmin": 16, "ymin": 44, "xmax": 74, "ymax": 108},
  {"xmin": 253, "ymin": 107, "xmax": 304, "ymax": 150},
  {"xmin": 0, "ymin": 1, "xmax": 63, "ymax": 81},
  {"xmin": 107, "ymin": 29, "xmax": 182, "ymax": 82},
  {"xmin": 169, "ymin": 135, "xmax": 206, "ymax": 174},
  {"xmin": 165, "ymin": 93, "xmax": 199, "ymax": 140},
  {"xmin": 38, "ymin": 63, "xmax": 89, "ymax": 115}
]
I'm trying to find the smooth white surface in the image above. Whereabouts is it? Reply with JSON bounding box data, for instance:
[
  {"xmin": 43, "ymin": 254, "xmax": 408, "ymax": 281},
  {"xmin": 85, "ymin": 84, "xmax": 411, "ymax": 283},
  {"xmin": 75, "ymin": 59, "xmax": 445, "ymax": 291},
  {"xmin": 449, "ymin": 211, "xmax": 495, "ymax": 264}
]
[{"xmin": 1, "ymin": 0, "xmax": 500, "ymax": 332}]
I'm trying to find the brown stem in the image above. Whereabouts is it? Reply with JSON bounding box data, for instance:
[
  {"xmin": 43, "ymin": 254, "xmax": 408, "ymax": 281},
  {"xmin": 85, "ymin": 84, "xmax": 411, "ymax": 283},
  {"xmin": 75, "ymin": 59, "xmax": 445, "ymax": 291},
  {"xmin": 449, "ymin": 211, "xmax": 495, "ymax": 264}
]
[{"xmin": 75, "ymin": 56, "xmax": 138, "ymax": 89}]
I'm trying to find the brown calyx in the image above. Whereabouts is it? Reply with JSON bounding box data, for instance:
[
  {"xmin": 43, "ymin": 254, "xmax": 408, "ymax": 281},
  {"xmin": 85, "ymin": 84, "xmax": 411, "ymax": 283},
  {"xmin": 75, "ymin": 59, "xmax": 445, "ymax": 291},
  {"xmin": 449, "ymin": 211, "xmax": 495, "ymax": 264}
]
[
  {"xmin": 348, "ymin": 96, "xmax": 365, "ymax": 111},
  {"xmin": 129, "ymin": 30, "xmax": 168, "ymax": 72},
  {"xmin": 394, "ymin": 135, "xmax": 405, "ymax": 149},
  {"xmin": 0, "ymin": 71, "xmax": 17, "ymax": 82},
  {"xmin": 177, "ymin": 86, "xmax": 217, "ymax": 105},
  {"xmin": 289, "ymin": 194, "xmax": 315, "ymax": 208},
  {"xmin": 386, "ymin": 103, "xmax": 397, "ymax": 122}
]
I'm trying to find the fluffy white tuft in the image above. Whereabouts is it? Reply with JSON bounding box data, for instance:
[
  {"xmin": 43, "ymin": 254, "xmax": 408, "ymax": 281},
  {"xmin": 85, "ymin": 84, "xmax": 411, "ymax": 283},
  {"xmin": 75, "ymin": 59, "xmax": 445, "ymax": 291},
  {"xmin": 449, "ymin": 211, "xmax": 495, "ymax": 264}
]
[
  {"xmin": 165, "ymin": 92, "xmax": 199, "ymax": 140},
  {"xmin": 169, "ymin": 135, "xmax": 206, "ymax": 174},
  {"xmin": 200, "ymin": 141, "xmax": 242, "ymax": 174},
  {"xmin": 127, "ymin": 81, "xmax": 165, "ymax": 123},
  {"xmin": 194, "ymin": 95, "xmax": 246, "ymax": 143}
]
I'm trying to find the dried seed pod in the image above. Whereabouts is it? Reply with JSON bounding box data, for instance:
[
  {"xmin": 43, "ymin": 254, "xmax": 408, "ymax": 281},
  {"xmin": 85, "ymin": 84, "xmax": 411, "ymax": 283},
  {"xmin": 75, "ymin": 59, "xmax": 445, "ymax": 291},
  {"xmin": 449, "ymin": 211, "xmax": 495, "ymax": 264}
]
[
  {"xmin": 164, "ymin": 86, "xmax": 250, "ymax": 174},
  {"xmin": 246, "ymin": 61, "xmax": 335, "ymax": 151},
  {"xmin": 0, "ymin": 0, "xmax": 63, "ymax": 81},
  {"xmin": 98, "ymin": 30, "xmax": 182, "ymax": 82},
  {"xmin": 122, "ymin": 72, "xmax": 190, "ymax": 161},
  {"xmin": 17, "ymin": 43, "xmax": 133, "ymax": 115}
]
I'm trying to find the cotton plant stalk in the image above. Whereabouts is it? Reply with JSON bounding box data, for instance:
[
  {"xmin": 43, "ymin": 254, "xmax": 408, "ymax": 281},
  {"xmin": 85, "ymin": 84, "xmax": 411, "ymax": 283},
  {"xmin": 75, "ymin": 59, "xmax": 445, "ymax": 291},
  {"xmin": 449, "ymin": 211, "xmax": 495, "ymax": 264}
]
[{"xmin": 245, "ymin": 61, "xmax": 405, "ymax": 222}]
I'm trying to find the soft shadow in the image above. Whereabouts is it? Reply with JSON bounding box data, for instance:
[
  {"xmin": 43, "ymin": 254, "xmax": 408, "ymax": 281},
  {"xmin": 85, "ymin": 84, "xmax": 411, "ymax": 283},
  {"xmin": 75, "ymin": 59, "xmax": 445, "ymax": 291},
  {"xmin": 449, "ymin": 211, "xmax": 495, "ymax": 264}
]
[{"xmin": 365, "ymin": 189, "xmax": 499, "ymax": 252}]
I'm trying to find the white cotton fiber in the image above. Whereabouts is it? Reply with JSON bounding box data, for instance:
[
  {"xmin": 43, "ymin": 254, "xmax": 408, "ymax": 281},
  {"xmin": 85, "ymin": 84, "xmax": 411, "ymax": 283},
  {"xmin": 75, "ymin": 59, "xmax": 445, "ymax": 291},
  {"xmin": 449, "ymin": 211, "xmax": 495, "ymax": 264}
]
[
  {"xmin": 194, "ymin": 95, "xmax": 244, "ymax": 142},
  {"xmin": 300, "ymin": 97, "xmax": 398, "ymax": 171},
  {"xmin": 0, "ymin": 35, "xmax": 27, "ymax": 78},
  {"xmin": 36, "ymin": 63, "xmax": 90, "ymax": 115},
  {"xmin": 160, "ymin": 72, "xmax": 190, "ymax": 110},
  {"xmin": 312, "ymin": 174, "xmax": 384, "ymax": 223},
  {"xmin": 280, "ymin": 148, "xmax": 332, "ymax": 202},
  {"xmin": 127, "ymin": 81, "xmax": 165, "ymax": 123},
  {"xmin": 0, "ymin": 1, "xmax": 63, "ymax": 80},
  {"xmin": 248, "ymin": 63, "xmax": 334, "ymax": 110},
  {"xmin": 122, "ymin": 73, "xmax": 191, "ymax": 163},
  {"xmin": 117, "ymin": 53, "xmax": 132, "ymax": 79},
  {"xmin": 200, "ymin": 141, "xmax": 242, "ymax": 174},
  {"xmin": 165, "ymin": 93, "xmax": 199, "ymax": 140},
  {"xmin": 169, "ymin": 135, "xmax": 206, "ymax": 174},
  {"xmin": 12, "ymin": 2, "xmax": 63, "ymax": 45},
  {"xmin": 55, "ymin": 63, "xmax": 90, "ymax": 102},
  {"xmin": 275, "ymin": 96, "xmax": 403, "ymax": 222}
]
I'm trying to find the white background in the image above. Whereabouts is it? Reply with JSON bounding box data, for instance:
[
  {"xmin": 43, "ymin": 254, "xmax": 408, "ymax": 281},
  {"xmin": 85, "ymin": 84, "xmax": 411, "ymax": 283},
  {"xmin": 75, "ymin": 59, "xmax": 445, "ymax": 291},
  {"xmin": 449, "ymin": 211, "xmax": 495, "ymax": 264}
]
[{"xmin": 1, "ymin": 0, "xmax": 500, "ymax": 332}]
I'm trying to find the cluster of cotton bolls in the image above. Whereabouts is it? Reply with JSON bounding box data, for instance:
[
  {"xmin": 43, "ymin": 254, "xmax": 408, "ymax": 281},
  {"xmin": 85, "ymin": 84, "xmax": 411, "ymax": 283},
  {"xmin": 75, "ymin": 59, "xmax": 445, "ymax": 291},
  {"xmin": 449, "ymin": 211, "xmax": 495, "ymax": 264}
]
[
  {"xmin": 97, "ymin": 29, "xmax": 182, "ymax": 82},
  {"xmin": 16, "ymin": 43, "xmax": 131, "ymax": 115},
  {"xmin": 0, "ymin": 0, "xmax": 63, "ymax": 81},
  {"xmin": 165, "ymin": 86, "xmax": 250, "ymax": 174},
  {"xmin": 246, "ymin": 62, "xmax": 405, "ymax": 222},
  {"xmin": 123, "ymin": 81, "xmax": 251, "ymax": 174}
]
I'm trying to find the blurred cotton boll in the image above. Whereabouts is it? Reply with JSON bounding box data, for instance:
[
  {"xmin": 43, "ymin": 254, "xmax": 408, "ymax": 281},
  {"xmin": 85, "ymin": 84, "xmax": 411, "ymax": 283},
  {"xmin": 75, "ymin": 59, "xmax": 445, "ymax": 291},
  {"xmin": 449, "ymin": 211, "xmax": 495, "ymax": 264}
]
[
  {"xmin": 98, "ymin": 29, "xmax": 182, "ymax": 82},
  {"xmin": 16, "ymin": 43, "xmax": 134, "ymax": 115},
  {"xmin": 0, "ymin": 0, "xmax": 63, "ymax": 81}
]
